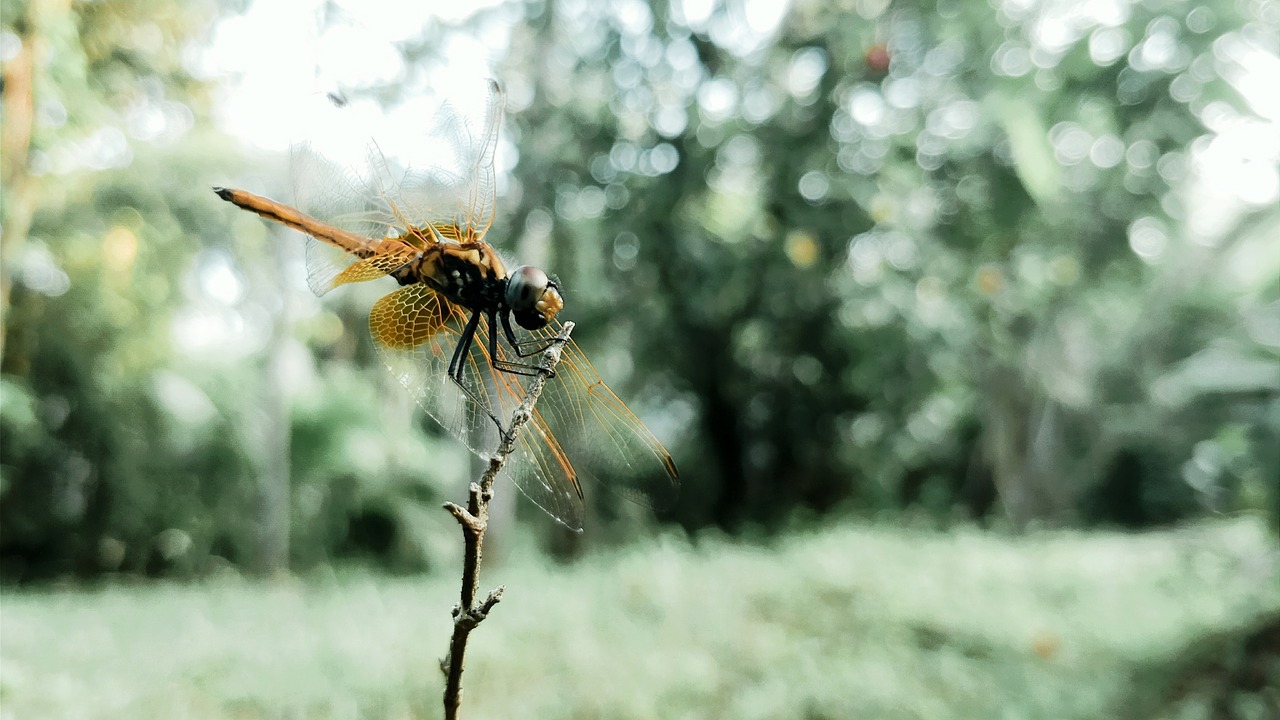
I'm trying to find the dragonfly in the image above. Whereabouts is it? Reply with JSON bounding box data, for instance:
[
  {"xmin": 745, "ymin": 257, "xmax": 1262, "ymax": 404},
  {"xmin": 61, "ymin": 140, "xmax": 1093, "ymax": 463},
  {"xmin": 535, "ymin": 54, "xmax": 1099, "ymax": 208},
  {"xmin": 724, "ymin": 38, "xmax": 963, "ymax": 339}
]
[{"xmin": 214, "ymin": 80, "xmax": 678, "ymax": 530}]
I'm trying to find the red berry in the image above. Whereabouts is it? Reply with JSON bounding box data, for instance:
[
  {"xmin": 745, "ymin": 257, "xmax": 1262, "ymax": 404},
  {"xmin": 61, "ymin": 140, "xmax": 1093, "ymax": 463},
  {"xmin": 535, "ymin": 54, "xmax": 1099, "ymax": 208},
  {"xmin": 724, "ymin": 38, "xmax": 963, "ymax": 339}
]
[{"xmin": 865, "ymin": 44, "xmax": 890, "ymax": 75}]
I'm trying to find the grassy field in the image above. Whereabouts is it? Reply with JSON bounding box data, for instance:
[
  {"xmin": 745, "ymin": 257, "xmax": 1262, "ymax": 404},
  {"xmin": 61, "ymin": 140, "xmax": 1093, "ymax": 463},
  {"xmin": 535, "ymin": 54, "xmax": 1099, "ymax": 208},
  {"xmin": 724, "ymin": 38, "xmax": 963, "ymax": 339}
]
[{"xmin": 2, "ymin": 517, "xmax": 1277, "ymax": 719}]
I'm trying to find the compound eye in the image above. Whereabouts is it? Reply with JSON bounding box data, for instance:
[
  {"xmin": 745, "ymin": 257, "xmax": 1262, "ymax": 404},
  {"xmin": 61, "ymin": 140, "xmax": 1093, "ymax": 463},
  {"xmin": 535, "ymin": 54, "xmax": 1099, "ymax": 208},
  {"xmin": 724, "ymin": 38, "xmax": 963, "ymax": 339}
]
[
  {"xmin": 505, "ymin": 266, "xmax": 549, "ymax": 311},
  {"xmin": 506, "ymin": 265, "xmax": 564, "ymax": 330}
]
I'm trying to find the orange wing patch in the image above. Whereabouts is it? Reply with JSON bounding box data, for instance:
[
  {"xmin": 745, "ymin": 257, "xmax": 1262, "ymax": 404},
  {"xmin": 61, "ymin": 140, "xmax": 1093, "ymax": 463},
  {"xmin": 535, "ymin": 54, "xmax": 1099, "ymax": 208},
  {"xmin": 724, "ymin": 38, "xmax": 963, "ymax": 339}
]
[
  {"xmin": 369, "ymin": 284, "xmax": 449, "ymax": 351},
  {"xmin": 331, "ymin": 246, "xmax": 417, "ymax": 289}
]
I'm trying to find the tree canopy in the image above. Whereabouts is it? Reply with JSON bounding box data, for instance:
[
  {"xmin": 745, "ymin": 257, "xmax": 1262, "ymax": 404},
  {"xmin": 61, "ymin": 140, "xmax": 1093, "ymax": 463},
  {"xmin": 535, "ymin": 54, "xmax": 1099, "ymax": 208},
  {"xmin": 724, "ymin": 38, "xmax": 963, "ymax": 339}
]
[{"xmin": 1, "ymin": 0, "xmax": 1276, "ymax": 581}]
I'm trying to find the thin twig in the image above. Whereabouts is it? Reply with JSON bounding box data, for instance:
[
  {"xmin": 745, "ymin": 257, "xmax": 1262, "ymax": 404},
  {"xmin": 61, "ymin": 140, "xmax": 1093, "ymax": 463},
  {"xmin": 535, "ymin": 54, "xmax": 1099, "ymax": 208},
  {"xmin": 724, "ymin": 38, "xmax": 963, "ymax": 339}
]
[{"xmin": 440, "ymin": 321, "xmax": 574, "ymax": 720}]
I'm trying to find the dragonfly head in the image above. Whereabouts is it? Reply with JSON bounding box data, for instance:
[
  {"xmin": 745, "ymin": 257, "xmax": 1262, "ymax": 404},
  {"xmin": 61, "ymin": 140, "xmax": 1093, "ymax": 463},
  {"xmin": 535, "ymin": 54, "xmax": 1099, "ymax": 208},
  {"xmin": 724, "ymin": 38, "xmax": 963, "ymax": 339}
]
[{"xmin": 506, "ymin": 265, "xmax": 564, "ymax": 330}]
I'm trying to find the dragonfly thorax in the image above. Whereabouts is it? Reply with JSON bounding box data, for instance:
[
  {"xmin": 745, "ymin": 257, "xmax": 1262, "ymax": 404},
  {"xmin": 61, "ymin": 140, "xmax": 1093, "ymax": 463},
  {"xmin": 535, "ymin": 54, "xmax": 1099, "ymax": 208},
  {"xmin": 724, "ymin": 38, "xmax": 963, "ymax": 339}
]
[{"xmin": 404, "ymin": 244, "xmax": 562, "ymax": 330}]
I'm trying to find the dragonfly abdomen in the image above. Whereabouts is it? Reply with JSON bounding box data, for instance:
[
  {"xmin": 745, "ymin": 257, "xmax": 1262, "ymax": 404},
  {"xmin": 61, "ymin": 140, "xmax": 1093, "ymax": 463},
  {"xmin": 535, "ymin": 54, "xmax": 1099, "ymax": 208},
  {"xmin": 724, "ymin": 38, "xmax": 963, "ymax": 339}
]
[{"xmin": 213, "ymin": 186, "xmax": 382, "ymax": 257}]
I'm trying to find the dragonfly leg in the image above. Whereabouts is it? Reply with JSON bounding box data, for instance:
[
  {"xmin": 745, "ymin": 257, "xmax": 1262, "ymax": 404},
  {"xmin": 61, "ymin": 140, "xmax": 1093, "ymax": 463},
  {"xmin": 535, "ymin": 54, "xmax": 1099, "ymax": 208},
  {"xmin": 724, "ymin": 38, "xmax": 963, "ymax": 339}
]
[
  {"xmin": 496, "ymin": 311, "xmax": 558, "ymax": 375},
  {"xmin": 449, "ymin": 309, "xmax": 507, "ymax": 432},
  {"xmin": 447, "ymin": 309, "xmax": 482, "ymax": 382}
]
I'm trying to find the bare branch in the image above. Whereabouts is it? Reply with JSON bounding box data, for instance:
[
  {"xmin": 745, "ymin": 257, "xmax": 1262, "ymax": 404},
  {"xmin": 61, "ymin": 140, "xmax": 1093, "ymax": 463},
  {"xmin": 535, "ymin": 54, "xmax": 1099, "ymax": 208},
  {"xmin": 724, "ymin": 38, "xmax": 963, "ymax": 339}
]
[{"xmin": 440, "ymin": 321, "xmax": 574, "ymax": 720}]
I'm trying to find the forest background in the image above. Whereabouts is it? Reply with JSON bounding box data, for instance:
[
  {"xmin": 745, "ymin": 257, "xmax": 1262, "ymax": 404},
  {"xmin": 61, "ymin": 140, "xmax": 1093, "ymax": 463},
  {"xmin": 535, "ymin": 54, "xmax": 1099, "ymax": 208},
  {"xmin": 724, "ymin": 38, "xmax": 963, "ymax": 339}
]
[{"xmin": 1, "ymin": 0, "xmax": 1277, "ymax": 717}]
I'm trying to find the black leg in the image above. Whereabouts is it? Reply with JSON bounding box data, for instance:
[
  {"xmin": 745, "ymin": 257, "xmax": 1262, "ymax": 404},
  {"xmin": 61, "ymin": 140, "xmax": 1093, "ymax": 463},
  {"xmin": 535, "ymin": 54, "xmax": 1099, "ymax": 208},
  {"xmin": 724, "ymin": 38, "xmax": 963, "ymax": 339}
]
[
  {"xmin": 487, "ymin": 308, "xmax": 503, "ymax": 370},
  {"xmin": 488, "ymin": 311, "xmax": 558, "ymax": 379},
  {"xmin": 447, "ymin": 310, "xmax": 506, "ymax": 432},
  {"xmin": 486, "ymin": 309, "xmax": 536, "ymax": 376},
  {"xmin": 501, "ymin": 311, "xmax": 559, "ymax": 359},
  {"xmin": 448, "ymin": 309, "xmax": 482, "ymax": 383}
]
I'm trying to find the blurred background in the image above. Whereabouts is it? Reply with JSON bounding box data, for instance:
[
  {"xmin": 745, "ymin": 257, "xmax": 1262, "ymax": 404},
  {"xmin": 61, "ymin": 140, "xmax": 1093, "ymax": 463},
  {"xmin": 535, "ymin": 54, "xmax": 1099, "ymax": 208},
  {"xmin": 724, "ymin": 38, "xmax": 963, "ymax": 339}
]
[{"xmin": 1, "ymin": 0, "xmax": 1278, "ymax": 717}]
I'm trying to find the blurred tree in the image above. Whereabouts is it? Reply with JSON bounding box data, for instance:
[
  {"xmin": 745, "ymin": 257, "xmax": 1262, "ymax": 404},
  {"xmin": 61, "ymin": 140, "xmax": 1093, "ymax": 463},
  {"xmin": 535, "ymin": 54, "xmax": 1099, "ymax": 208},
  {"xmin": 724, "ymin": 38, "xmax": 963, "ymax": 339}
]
[
  {"xmin": 0, "ymin": 0, "xmax": 462, "ymax": 581},
  {"xmin": 495, "ymin": 0, "xmax": 1279, "ymax": 531},
  {"xmin": 3, "ymin": 0, "xmax": 1276, "ymax": 583},
  {"xmin": 0, "ymin": 0, "xmax": 257, "ymax": 579}
]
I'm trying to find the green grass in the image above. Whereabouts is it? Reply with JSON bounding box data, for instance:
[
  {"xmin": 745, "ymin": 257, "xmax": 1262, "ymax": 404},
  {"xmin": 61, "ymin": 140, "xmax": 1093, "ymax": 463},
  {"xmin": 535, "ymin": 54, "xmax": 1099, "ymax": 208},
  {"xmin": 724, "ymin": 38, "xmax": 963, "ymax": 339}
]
[{"xmin": 2, "ymin": 518, "xmax": 1277, "ymax": 719}]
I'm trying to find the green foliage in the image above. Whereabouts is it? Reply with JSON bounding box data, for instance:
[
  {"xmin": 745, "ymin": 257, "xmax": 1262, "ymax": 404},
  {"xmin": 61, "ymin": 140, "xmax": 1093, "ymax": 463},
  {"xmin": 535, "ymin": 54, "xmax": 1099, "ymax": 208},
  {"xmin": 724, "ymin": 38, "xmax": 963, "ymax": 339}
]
[
  {"xmin": 1, "ymin": 0, "xmax": 242, "ymax": 579},
  {"xmin": 286, "ymin": 364, "xmax": 464, "ymax": 572},
  {"xmin": 0, "ymin": 0, "xmax": 460, "ymax": 580},
  {"xmin": 1, "ymin": 519, "xmax": 1275, "ymax": 717},
  {"xmin": 493, "ymin": 0, "xmax": 1280, "ymax": 530},
  {"xmin": 3, "ymin": 0, "xmax": 1278, "ymax": 580}
]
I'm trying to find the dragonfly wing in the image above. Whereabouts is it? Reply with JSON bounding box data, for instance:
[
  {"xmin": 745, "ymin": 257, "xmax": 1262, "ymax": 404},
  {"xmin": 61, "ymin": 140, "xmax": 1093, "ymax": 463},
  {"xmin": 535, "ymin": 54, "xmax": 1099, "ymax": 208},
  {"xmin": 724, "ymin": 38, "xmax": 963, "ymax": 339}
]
[
  {"xmin": 369, "ymin": 284, "xmax": 586, "ymax": 530},
  {"xmin": 369, "ymin": 283, "xmax": 500, "ymax": 456},
  {"xmin": 480, "ymin": 337, "xmax": 587, "ymax": 530},
  {"xmin": 330, "ymin": 246, "xmax": 417, "ymax": 287},
  {"xmin": 519, "ymin": 321, "xmax": 681, "ymax": 511},
  {"xmin": 289, "ymin": 81, "xmax": 505, "ymax": 295},
  {"xmin": 291, "ymin": 140, "xmax": 418, "ymax": 295},
  {"xmin": 303, "ymin": 237, "xmax": 356, "ymax": 296},
  {"xmin": 387, "ymin": 80, "xmax": 504, "ymax": 242},
  {"xmin": 465, "ymin": 79, "xmax": 503, "ymax": 238}
]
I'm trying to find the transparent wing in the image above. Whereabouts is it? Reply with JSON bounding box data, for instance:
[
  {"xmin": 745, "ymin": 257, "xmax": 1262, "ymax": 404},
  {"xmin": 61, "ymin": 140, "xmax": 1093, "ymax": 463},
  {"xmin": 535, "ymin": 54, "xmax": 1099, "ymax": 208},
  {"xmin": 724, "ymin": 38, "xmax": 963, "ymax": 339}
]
[
  {"xmin": 477, "ymin": 317, "xmax": 678, "ymax": 519},
  {"xmin": 414, "ymin": 78, "xmax": 502, "ymax": 240},
  {"xmin": 522, "ymin": 321, "xmax": 681, "ymax": 511},
  {"xmin": 369, "ymin": 284, "xmax": 586, "ymax": 530},
  {"xmin": 290, "ymin": 81, "xmax": 506, "ymax": 295},
  {"xmin": 290, "ymin": 138, "xmax": 414, "ymax": 295}
]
